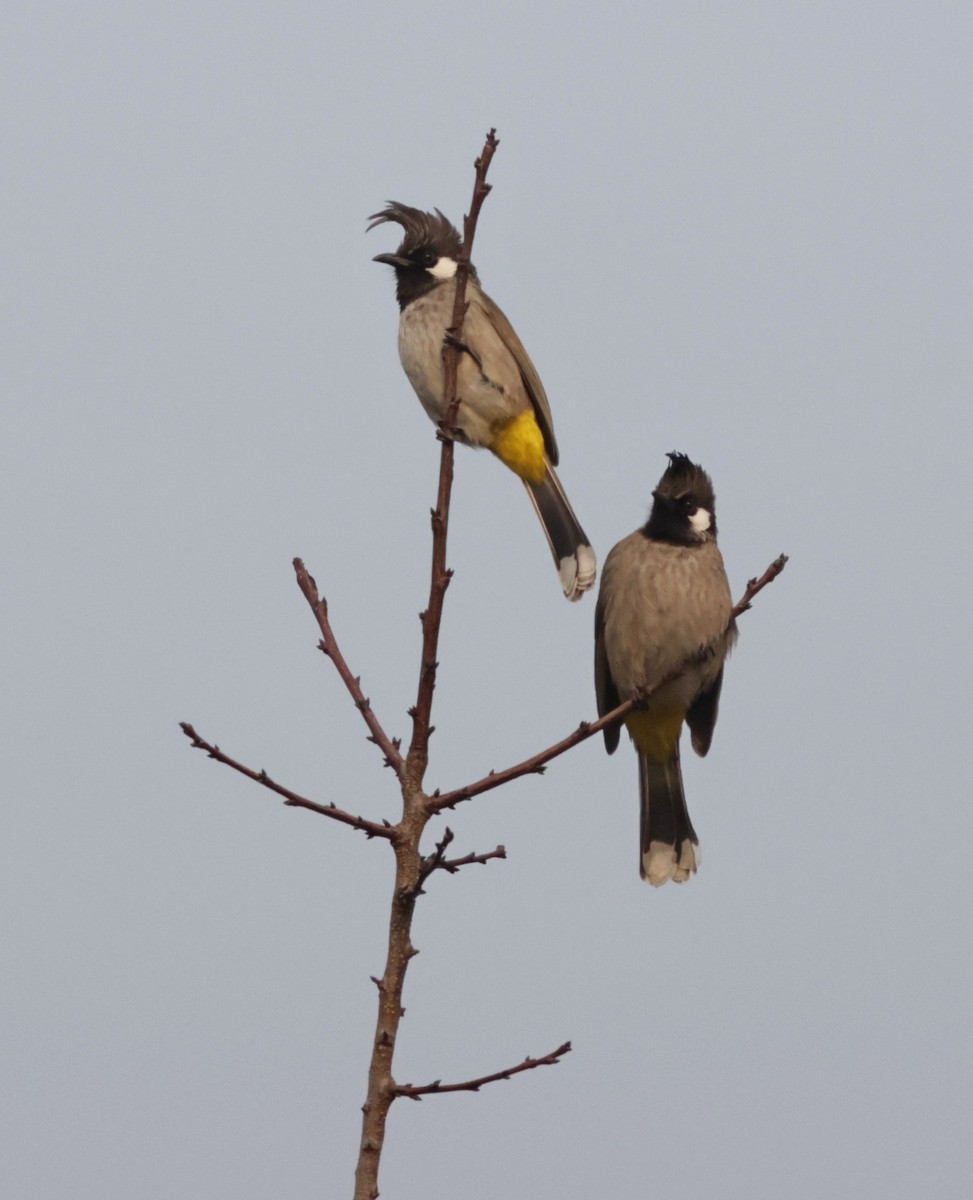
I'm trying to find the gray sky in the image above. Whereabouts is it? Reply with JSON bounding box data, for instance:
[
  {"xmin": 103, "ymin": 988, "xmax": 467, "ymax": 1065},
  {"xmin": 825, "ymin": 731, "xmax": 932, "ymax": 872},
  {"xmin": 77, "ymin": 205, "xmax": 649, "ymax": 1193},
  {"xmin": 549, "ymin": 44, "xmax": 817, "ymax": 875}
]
[{"xmin": 3, "ymin": 2, "xmax": 971, "ymax": 1197}]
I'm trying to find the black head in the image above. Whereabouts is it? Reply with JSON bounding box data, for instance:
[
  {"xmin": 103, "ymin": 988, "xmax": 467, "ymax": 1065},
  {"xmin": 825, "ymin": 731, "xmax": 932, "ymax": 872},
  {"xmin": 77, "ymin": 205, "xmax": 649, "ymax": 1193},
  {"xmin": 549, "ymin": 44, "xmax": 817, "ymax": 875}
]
[
  {"xmin": 368, "ymin": 202, "xmax": 472, "ymax": 309},
  {"xmin": 643, "ymin": 452, "xmax": 719, "ymax": 545}
]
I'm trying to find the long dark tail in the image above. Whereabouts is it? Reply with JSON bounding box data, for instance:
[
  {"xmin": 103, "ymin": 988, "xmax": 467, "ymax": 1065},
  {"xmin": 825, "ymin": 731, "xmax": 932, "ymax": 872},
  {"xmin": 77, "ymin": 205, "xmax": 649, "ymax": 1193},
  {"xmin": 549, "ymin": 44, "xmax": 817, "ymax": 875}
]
[
  {"xmin": 523, "ymin": 465, "xmax": 597, "ymax": 601},
  {"xmin": 638, "ymin": 743, "xmax": 698, "ymax": 886}
]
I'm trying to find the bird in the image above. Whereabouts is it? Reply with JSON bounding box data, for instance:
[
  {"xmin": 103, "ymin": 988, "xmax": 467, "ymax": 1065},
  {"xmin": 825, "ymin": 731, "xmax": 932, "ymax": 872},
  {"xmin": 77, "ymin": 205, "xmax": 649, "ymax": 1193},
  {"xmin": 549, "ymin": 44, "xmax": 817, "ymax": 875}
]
[
  {"xmin": 594, "ymin": 453, "xmax": 737, "ymax": 885},
  {"xmin": 369, "ymin": 202, "xmax": 596, "ymax": 601}
]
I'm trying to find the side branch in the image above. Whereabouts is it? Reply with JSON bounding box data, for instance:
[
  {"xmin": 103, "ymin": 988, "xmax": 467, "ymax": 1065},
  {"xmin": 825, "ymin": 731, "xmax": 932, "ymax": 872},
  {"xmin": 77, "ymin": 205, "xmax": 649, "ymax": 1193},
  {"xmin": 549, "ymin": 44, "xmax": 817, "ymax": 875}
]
[
  {"xmin": 429, "ymin": 698, "xmax": 634, "ymax": 812},
  {"xmin": 395, "ymin": 1040, "xmax": 572, "ymax": 1100},
  {"xmin": 293, "ymin": 558, "xmax": 404, "ymax": 776},
  {"xmin": 179, "ymin": 722, "xmax": 395, "ymax": 840},
  {"xmin": 439, "ymin": 845, "xmax": 507, "ymax": 874},
  {"xmin": 430, "ymin": 552, "xmax": 788, "ymax": 811},
  {"xmin": 414, "ymin": 826, "xmax": 506, "ymax": 891},
  {"xmin": 732, "ymin": 552, "xmax": 788, "ymax": 618}
]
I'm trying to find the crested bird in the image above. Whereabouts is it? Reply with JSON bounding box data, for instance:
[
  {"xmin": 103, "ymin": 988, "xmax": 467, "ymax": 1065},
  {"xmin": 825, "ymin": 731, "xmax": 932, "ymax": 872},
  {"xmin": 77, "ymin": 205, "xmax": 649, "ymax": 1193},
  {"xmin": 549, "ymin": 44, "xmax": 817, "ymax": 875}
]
[
  {"xmin": 370, "ymin": 202, "xmax": 596, "ymax": 601},
  {"xmin": 594, "ymin": 452, "xmax": 737, "ymax": 884}
]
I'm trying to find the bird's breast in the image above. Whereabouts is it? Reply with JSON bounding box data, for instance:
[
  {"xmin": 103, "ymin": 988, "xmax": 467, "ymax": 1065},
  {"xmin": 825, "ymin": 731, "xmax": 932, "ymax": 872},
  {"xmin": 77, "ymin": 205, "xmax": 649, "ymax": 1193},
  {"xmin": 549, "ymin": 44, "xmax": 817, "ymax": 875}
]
[
  {"xmin": 398, "ymin": 294, "xmax": 451, "ymax": 424},
  {"xmin": 396, "ymin": 285, "xmax": 530, "ymax": 452},
  {"xmin": 601, "ymin": 535, "xmax": 734, "ymax": 700}
]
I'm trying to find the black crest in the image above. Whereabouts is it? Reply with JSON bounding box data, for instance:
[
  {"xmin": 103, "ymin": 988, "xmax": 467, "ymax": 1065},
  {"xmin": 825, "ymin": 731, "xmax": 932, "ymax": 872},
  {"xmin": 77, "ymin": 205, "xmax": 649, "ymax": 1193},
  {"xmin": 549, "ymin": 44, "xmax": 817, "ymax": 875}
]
[
  {"xmin": 367, "ymin": 202, "xmax": 463, "ymax": 260},
  {"xmin": 655, "ymin": 452, "xmax": 716, "ymax": 509},
  {"xmin": 644, "ymin": 452, "xmax": 718, "ymax": 543}
]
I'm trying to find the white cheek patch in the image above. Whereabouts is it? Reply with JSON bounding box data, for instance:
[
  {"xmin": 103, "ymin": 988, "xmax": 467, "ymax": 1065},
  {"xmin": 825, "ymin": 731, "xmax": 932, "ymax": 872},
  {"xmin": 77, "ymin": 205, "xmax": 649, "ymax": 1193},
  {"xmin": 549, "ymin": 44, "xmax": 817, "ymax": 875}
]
[
  {"xmin": 427, "ymin": 256, "xmax": 459, "ymax": 280},
  {"xmin": 689, "ymin": 507, "xmax": 711, "ymax": 534}
]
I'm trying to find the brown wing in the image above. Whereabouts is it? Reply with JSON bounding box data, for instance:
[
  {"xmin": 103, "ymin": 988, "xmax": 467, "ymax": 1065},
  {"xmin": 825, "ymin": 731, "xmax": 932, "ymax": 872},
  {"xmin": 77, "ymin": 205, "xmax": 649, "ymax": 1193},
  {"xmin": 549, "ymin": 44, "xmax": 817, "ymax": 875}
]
[
  {"xmin": 470, "ymin": 287, "xmax": 559, "ymax": 465},
  {"xmin": 594, "ymin": 587, "xmax": 621, "ymax": 753}
]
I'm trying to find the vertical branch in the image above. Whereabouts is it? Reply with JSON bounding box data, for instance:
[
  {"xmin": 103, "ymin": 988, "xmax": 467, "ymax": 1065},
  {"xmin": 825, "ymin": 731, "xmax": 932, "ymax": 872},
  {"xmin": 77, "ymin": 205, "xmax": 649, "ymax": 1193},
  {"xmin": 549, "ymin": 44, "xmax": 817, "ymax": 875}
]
[
  {"xmin": 354, "ymin": 853, "xmax": 422, "ymax": 1200},
  {"xmin": 354, "ymin": 130, "xmax": 500, "ymax": 1200},
  {"xmin": 405, "ymin": 129, "xmax": 500, "ymax": 789}
]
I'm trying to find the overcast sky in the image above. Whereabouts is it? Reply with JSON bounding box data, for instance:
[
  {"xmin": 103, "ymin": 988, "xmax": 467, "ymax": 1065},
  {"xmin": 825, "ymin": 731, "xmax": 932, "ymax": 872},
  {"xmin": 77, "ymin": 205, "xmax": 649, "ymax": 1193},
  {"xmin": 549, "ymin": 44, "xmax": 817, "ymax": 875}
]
[{"xmin": 3, "ymin": 3, "xmax": 972, "ymax": 1197}]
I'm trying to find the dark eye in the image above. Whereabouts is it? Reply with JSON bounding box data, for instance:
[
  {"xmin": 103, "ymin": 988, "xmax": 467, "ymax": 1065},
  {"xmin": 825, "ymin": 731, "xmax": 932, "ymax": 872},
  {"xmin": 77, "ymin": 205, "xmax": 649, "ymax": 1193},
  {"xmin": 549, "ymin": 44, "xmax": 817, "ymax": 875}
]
[
  {"xmin": 418, "ymin": 248, "xmax": 437, "ymax": 268},
  {"xmin": 679, "ymin": 495, "xmax": 697, "ymax": 514}
]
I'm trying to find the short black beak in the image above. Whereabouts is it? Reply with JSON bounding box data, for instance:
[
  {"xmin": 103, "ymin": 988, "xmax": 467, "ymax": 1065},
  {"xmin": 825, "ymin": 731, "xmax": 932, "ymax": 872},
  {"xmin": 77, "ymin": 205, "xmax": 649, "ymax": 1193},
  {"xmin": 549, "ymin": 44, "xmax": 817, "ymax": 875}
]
[{"xmin": 372, "ymin": 253, "xmax": 412, "ymax": 269}]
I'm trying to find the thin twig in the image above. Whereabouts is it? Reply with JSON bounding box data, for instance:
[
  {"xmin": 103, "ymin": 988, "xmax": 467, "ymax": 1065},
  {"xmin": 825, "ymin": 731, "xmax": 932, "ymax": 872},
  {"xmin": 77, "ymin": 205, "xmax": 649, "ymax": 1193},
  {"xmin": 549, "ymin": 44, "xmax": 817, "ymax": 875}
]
[
  {"xmin": 406, "ymin": 129, "xmax": 500, "ymax": 783},
  {"xmin": 414, "ymin": 827, "xmax": 506, "ymax": 891},
  {"xmin": 414, "ymin": 826, "xmax": 456, "ymax": 890},
  {"xmin": 179, "ymin": 723, "xmax": 395, "ymax": 839},
  {"xmin": 731, "ymin": 552, "xmax": 789, "ymax": 617},
  {"xmin": 441, "ymin": 131, "xmax": 500, "ymax": 441},
  {"xmin": 428, "ymin": 699, "xmax": 634, "ymax": 812},
  {"xmin": 438, "ymin": 846, "xmax": 507, "ymax": 874},
  {"xmin": 429, "ymin": 552, "xmax": 788, "ymax": 812},
  {"xmin": 293, "ymin": 558, "xmax": 404, "ymax": 775},
  {"xmin": 396, "ymin": 1041, "xmax": 572, "ymax": 1100}
]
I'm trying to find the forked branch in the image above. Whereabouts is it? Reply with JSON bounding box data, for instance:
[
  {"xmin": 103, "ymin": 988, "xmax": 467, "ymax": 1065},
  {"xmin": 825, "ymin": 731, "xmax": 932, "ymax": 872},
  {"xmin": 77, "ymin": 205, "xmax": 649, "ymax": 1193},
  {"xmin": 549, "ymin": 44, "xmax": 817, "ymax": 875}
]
[{"xmin": 414, "ymin": 826, "xmax": 507, "ymax": 892}]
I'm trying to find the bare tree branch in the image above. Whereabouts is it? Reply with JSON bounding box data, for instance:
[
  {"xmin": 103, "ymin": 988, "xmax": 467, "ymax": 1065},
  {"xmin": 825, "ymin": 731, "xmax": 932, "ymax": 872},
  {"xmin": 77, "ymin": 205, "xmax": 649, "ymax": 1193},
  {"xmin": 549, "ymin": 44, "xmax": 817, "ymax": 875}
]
[
  {"xmin": 179, "ymin": 722, "xmax": 395, "ymax": 840},
  {"xmin": 354, "ymin": 130, "xmax": 502, "ymax": 1200},
  {"xmin": 293, "ymin": 558, "xmax": 404, "ymax": 775},
  {"xmin": 428, "ymin": 699, "xmax": 634, "ymax": 813},
  {"xmin": 429, "ymin": 552, "xmax": 789, "ymax": 812},
  {"xmin": 414, "ymin": 826, "xmax": 507, "ymax": 892},
  {"xmin": 406, "ymin": 129, "xmax": 500, "ymax": 783},
  {"xmin": 731, "ymin": 552, "xmax": 789, "ymax": 618},
  {"xmin": 396, "ymin": 1041, "xmax": 572, "ymax": 1100},
  {"xmin": 438, "ymin": 845, "xmax": 507, "ymax": 875}
]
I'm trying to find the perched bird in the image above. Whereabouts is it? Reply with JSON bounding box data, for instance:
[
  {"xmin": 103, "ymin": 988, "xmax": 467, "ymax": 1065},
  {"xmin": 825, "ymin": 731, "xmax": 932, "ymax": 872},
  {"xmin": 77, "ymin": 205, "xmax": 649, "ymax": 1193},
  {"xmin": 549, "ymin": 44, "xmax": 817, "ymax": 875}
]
[
  {"xmin": 594, "ymin": 453, "xmax": 737, "ymax": 885},
  {"xmin": 369, "ymin": 202, "xmax": 596, "ymax": 601}
]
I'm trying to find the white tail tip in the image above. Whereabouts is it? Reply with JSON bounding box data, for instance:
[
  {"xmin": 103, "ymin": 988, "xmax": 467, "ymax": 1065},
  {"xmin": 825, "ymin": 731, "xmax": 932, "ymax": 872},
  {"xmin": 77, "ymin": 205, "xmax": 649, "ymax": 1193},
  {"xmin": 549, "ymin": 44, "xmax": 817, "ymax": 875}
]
[
  {"xmin": 559, "ymin": 545, "xmax": 597, "ymax": 601},
  {"xmin": 642, "ymin": 839, "xmax": 698, "ymax": 886}
]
